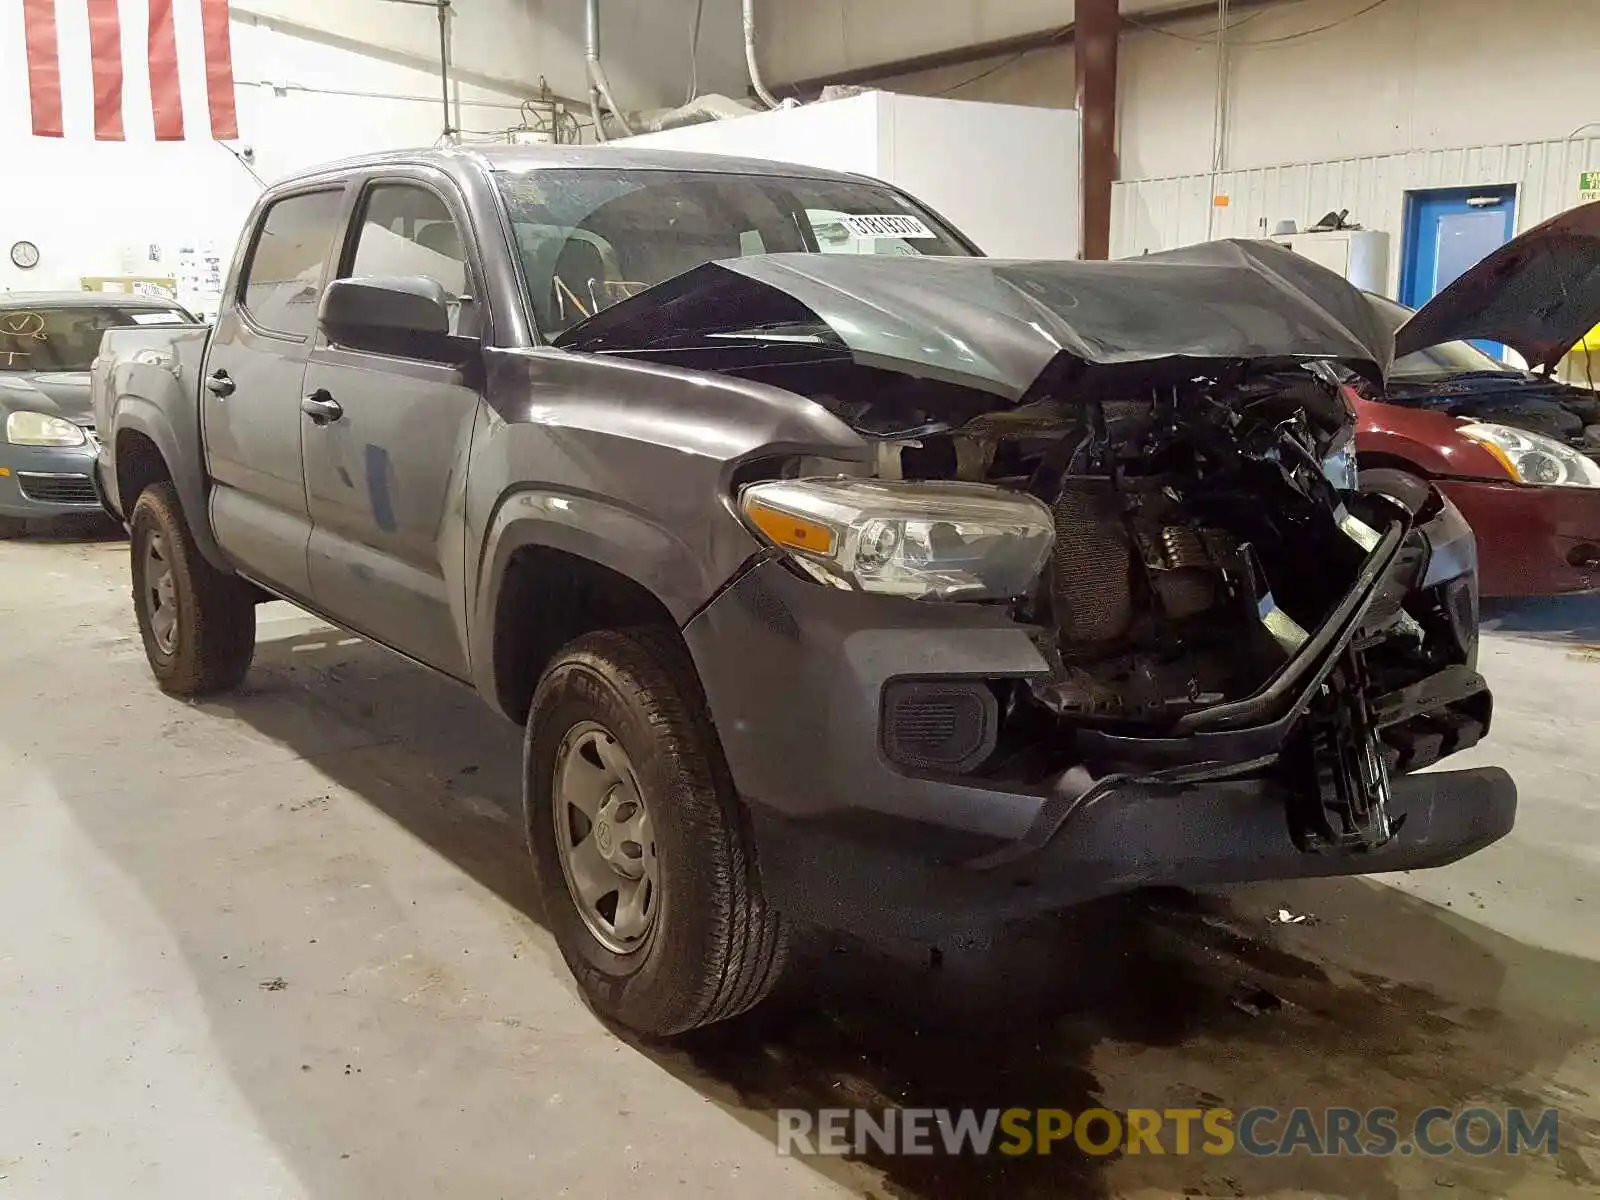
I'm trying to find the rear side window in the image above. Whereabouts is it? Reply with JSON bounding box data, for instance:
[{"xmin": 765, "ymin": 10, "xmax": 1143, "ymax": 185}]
[{"xmin": 241, "ymin": 189, "xmax": 344, "ymax": 338}]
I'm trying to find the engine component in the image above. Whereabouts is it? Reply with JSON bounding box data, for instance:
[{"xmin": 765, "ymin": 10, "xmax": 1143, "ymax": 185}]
[
  {"xmin": 1137, "ymin": 524, "xmax": 1228, "ymax": 620},
  {"xmin": 946, "ymin": 366, "xmax": 1398, "ymax": 728},
  {"xmin": 1050, "ymin": 480, "xmax": 1133, "ymax": 646}
]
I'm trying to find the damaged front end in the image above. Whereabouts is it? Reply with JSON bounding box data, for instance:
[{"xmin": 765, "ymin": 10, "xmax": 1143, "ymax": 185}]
[
  {"xmin": 562, "ymin": 243, "xmax": 1494, "ymax": 864},
  {"xmin": 746, "ymin": 366, "xmax": 1487, "ymax": 857}
]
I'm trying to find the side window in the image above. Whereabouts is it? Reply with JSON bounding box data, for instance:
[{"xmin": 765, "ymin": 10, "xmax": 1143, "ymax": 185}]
[
  {"xmin": 241, "ymin": 189, "xmax": 345, "ymax": 338},
  {"xmin": 346, "ymin": 183, "xmax": 477, "ymax": 337}
]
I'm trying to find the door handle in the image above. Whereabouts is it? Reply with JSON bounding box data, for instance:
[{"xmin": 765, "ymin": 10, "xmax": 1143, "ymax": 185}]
[
  {"xmin": 206, "ymin": 369, "xmax": 235, "ymax": 397},
  {"xmin": 300, "ymin": 390, "xmax": 343, "ymax": 425}
]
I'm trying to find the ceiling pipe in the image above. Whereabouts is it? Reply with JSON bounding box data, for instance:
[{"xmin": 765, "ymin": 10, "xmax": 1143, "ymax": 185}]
[
  {"xmin": 584, "ymin": 0, "xmax": 635, "ymax": 139},
  {"xmin": 741, "ymin": 0, "xmax": 781, "ymax": 109},
  {"xmin": 634, "ymin": 93, "xmax": 759, "ymax": 133},
  {"xmin": 588, "ymin": 82, "xmax": 608, "ymax": 142}
]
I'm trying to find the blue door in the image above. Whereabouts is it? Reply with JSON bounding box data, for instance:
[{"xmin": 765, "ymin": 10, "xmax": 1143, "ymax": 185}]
[{"xmin": 1400, "ymin": 185, "xmax": 1517, "ymax": 358}]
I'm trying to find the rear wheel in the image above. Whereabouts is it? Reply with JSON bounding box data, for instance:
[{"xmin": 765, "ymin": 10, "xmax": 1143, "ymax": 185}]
[
  {"xmin": 524, "ymin": 628, "xmax": 788, "ymax": 1036},
  {"xmin": 130, "ymin": 482, "xmax": 256, "ymax": 696}
]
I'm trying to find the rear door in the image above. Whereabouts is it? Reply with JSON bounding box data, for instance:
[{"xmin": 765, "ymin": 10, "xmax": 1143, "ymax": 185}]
[
  {"xmin": 300, "ymin": 168, "xmax": 485, "ymax": 678},
  {"xmin": 203, "ymin": 185, "xmax": 348, "ymax": 598}
]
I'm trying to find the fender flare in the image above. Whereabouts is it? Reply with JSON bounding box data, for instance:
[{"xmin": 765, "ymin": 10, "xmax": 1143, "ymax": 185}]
[
  {"xmin": 468, "ymin": 487, "xmax": 723, "ymax": 711},
  {"xmin": 112, "ymin": 398, "xmax": 232, "ymax": 572}
]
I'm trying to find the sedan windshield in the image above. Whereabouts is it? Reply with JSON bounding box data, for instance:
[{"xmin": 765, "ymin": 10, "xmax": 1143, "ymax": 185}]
[
  {"xmin": 495, "ymin": 168, "xmax": 977, "ymax": 337},
  {"xmin": 1366, "ymin": 293, "xmax": 1515, "ymax": 380},
  {"xmin": 0, "ymin": 305, "xmax": 192, "ymax": 372}
]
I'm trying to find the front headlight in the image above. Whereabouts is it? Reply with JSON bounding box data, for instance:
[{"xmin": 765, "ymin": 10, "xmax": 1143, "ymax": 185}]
[
  {"xmin": 5, "ymin": 410, "xmax": 86, "ymax": 447},
  {"xmin": 1458, "ymin": 422, "xmax": 1600, "ymax": 488},
  {"xmin": 739, "ymin": 478, "xmax": 1055, "ymax": 600}
]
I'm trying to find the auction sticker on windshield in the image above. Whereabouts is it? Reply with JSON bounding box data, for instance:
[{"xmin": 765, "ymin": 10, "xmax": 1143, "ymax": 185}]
[{"xmin": 838, "ymin": 214, "xmax": 937, "ymax": 239}]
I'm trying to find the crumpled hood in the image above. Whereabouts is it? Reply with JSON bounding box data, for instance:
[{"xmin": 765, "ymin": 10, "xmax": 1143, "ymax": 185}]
[
  {"xmin": 0, "ymin": 371, "xmax": 92, "ymax": 424},
  {"xmin": 556, "ymin": 238, "xmax": 1395, "ymax": 401},
  {"xmin": 1396, "ymin": 198, "xmax": 1600, "ymax": 373}
]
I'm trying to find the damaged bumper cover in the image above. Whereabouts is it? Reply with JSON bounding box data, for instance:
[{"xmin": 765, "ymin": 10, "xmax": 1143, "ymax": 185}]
[
  {"xmin": 684, "ymin": 494, "xmax": 1514, "ymax": 936},
  {"xmin": 745, "ymin": 762, "xmax": 1515, "ymax": 937}
]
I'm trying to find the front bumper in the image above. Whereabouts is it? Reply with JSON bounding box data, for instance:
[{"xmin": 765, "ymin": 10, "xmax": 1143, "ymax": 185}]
[
  {"xmin": 0, "ymin": 439, "xmax": 106, "ymax": 520},
  {"xmin": 748, "ymin": 764, "xmax": 1515, "ymax": 936},
  {"xmin": 684, "ymin": 496, "xmax": 1512, "ymax": 936},
  {"xmin": 1439, "ymin": 477, "xmax": 1600, "ymax": 597}
]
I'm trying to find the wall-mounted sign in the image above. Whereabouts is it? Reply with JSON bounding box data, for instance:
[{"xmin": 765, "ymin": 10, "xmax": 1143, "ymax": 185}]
[{"xmin": 1581, "ymin": 171, "xmax": 1600, "ymax": 203}]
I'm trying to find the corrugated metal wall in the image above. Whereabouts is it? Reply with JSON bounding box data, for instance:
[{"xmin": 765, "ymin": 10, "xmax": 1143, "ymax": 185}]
[{"xmin": 1111, "ymin": 137, "xmax": 1600, "ymax": 293}]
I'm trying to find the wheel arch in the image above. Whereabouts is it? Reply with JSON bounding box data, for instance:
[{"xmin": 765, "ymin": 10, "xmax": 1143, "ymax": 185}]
[
  {"xmin": 112, "ymin": 400, "xmax": 231, "ymax": 572},
  {"xmin": 475, "ymin": 495, "xmax": 712, "ymax": 724}
]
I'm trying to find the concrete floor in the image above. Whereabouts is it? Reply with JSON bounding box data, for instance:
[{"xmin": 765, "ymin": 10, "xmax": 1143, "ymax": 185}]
[{"xmin": 1, "ymin": 521, "xmax": 1598, "ymax": 1199}]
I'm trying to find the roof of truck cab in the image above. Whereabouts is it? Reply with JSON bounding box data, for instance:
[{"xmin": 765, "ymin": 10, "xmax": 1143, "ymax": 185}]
[
  {"xmin": 0, "ymin": 292, "xmax": 188, "ymax": 309},
  {"xmin": 269, "ymin": 143, "xmax": 881, "ymax": 189}
]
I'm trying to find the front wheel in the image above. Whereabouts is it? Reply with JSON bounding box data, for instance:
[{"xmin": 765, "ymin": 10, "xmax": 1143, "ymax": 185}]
[
  {"xmin": 524, "ymin": 628, "xmax": 788, "ymax": 1036},
  {"xmin": 129, "ymin": 482, "xmax": 256, "ymax": 696}
]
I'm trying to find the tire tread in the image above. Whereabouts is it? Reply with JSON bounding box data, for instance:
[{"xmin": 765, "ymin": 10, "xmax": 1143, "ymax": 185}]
[
  {"xmin": 130, "ymin": 482, "xmax": 255, "ymax": 696},
  {"xmin": 527, "ymin": 626, "xmax": 787, "ymax": 1035}
]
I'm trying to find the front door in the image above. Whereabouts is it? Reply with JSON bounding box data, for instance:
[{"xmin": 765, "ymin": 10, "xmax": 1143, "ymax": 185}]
[
  {"xmin": 300, "ymin": 173, "xmax": 484, "ymax": 679},
  {"xmin": 203, "ymin": 186, "xmax": 347, "ymax": 598},
  {"xmin": 1400, "ymin": 185, "xmax": 1517, "ymax": 358}
]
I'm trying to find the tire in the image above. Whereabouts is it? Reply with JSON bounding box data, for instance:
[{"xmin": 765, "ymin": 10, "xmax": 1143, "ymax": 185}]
[
  {"xmin": 0, "ymin": 516, "xmax": 23, "ymax": 539},
  {"xmin": 524, "ymin": 627, "xmax": 788, "ymax": 1037},
  {"xmin": 129, "ymin": 482, "xmax": 256, "ymax": 696}
]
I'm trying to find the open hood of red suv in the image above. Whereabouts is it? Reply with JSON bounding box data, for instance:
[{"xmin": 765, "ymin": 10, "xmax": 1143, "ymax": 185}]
[{"xmin": 1395, "ymin": 198, "xmax": 1600, "ymax": 373}]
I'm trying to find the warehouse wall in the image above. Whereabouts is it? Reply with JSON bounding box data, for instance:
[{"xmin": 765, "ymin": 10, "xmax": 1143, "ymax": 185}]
[
  {"xmin": 1, "ymin": 0, "xmax": 740, "ymax": 300},
  {"xmin": 1112, "ymin": 136, "xmax": 1600, "ymax": 293},
  {"xmin": 1119, "ymin": 0, "xmax": 1600, "ymax": 179},
  {"xmin": 765, "ymin": 0, "xmax": 1600, "ymax": 201}
]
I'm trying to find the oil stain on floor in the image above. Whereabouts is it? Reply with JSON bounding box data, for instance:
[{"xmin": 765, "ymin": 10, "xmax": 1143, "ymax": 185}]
[{"xmin": 669, "ymin": 882, "xmax": 1600, "ymax": 1199}]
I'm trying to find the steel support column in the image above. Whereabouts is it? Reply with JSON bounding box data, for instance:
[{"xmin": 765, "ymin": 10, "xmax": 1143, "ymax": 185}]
[{"xmin": 1075, "ymin": 0, "xmax": 1119, "ymax": 259}]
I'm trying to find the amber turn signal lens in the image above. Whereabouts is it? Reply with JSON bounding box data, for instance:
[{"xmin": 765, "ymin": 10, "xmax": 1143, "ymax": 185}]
[
  {"xmin": 1473, "ymin": 438, "xmax": 1521, "ymax": 482},
  {"xmin": 743, "ymin": 498, "xmax": 837, "ymax": 556}
]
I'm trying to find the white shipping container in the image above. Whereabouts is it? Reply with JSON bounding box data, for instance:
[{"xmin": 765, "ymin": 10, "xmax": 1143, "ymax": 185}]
[{"xmin": 614, "ymin": 92, "xmax": 1082, "ymax": 260}]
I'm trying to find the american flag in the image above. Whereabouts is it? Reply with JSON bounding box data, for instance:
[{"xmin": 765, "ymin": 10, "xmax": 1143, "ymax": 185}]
[{"xmin": 21, "ymin": 0, "xmax": 238, "ymax": 141}]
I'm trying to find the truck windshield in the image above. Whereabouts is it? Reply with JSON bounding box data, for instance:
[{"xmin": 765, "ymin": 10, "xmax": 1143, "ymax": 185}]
[
  {"xmin": 0, "ymin": 305, "xmax": 192, "ymax": 372},
  {"xmin": 495, "ymin": 168, "xmax": 976, "ymax": 336}
]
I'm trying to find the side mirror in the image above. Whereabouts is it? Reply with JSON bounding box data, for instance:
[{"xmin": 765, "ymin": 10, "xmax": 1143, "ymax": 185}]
[{"xmin": 318, "ymin": 276, "xmax": 472, "ymax": 363}]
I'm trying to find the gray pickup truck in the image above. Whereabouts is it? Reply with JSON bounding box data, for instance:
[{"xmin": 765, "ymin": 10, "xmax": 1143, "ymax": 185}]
[{"xmin": 92, "ymin": 145, "xmax": 1516, "ymax": 1036}]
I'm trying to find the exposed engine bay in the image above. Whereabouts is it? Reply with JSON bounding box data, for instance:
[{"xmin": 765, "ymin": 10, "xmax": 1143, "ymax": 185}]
[
  {"xmin": 861, "ymin": 364, "xmax": 1488, "ymax": 852},
  {"xmin": 882, "ymin": 367, "xmax": 1396, "ymax": 723}
]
